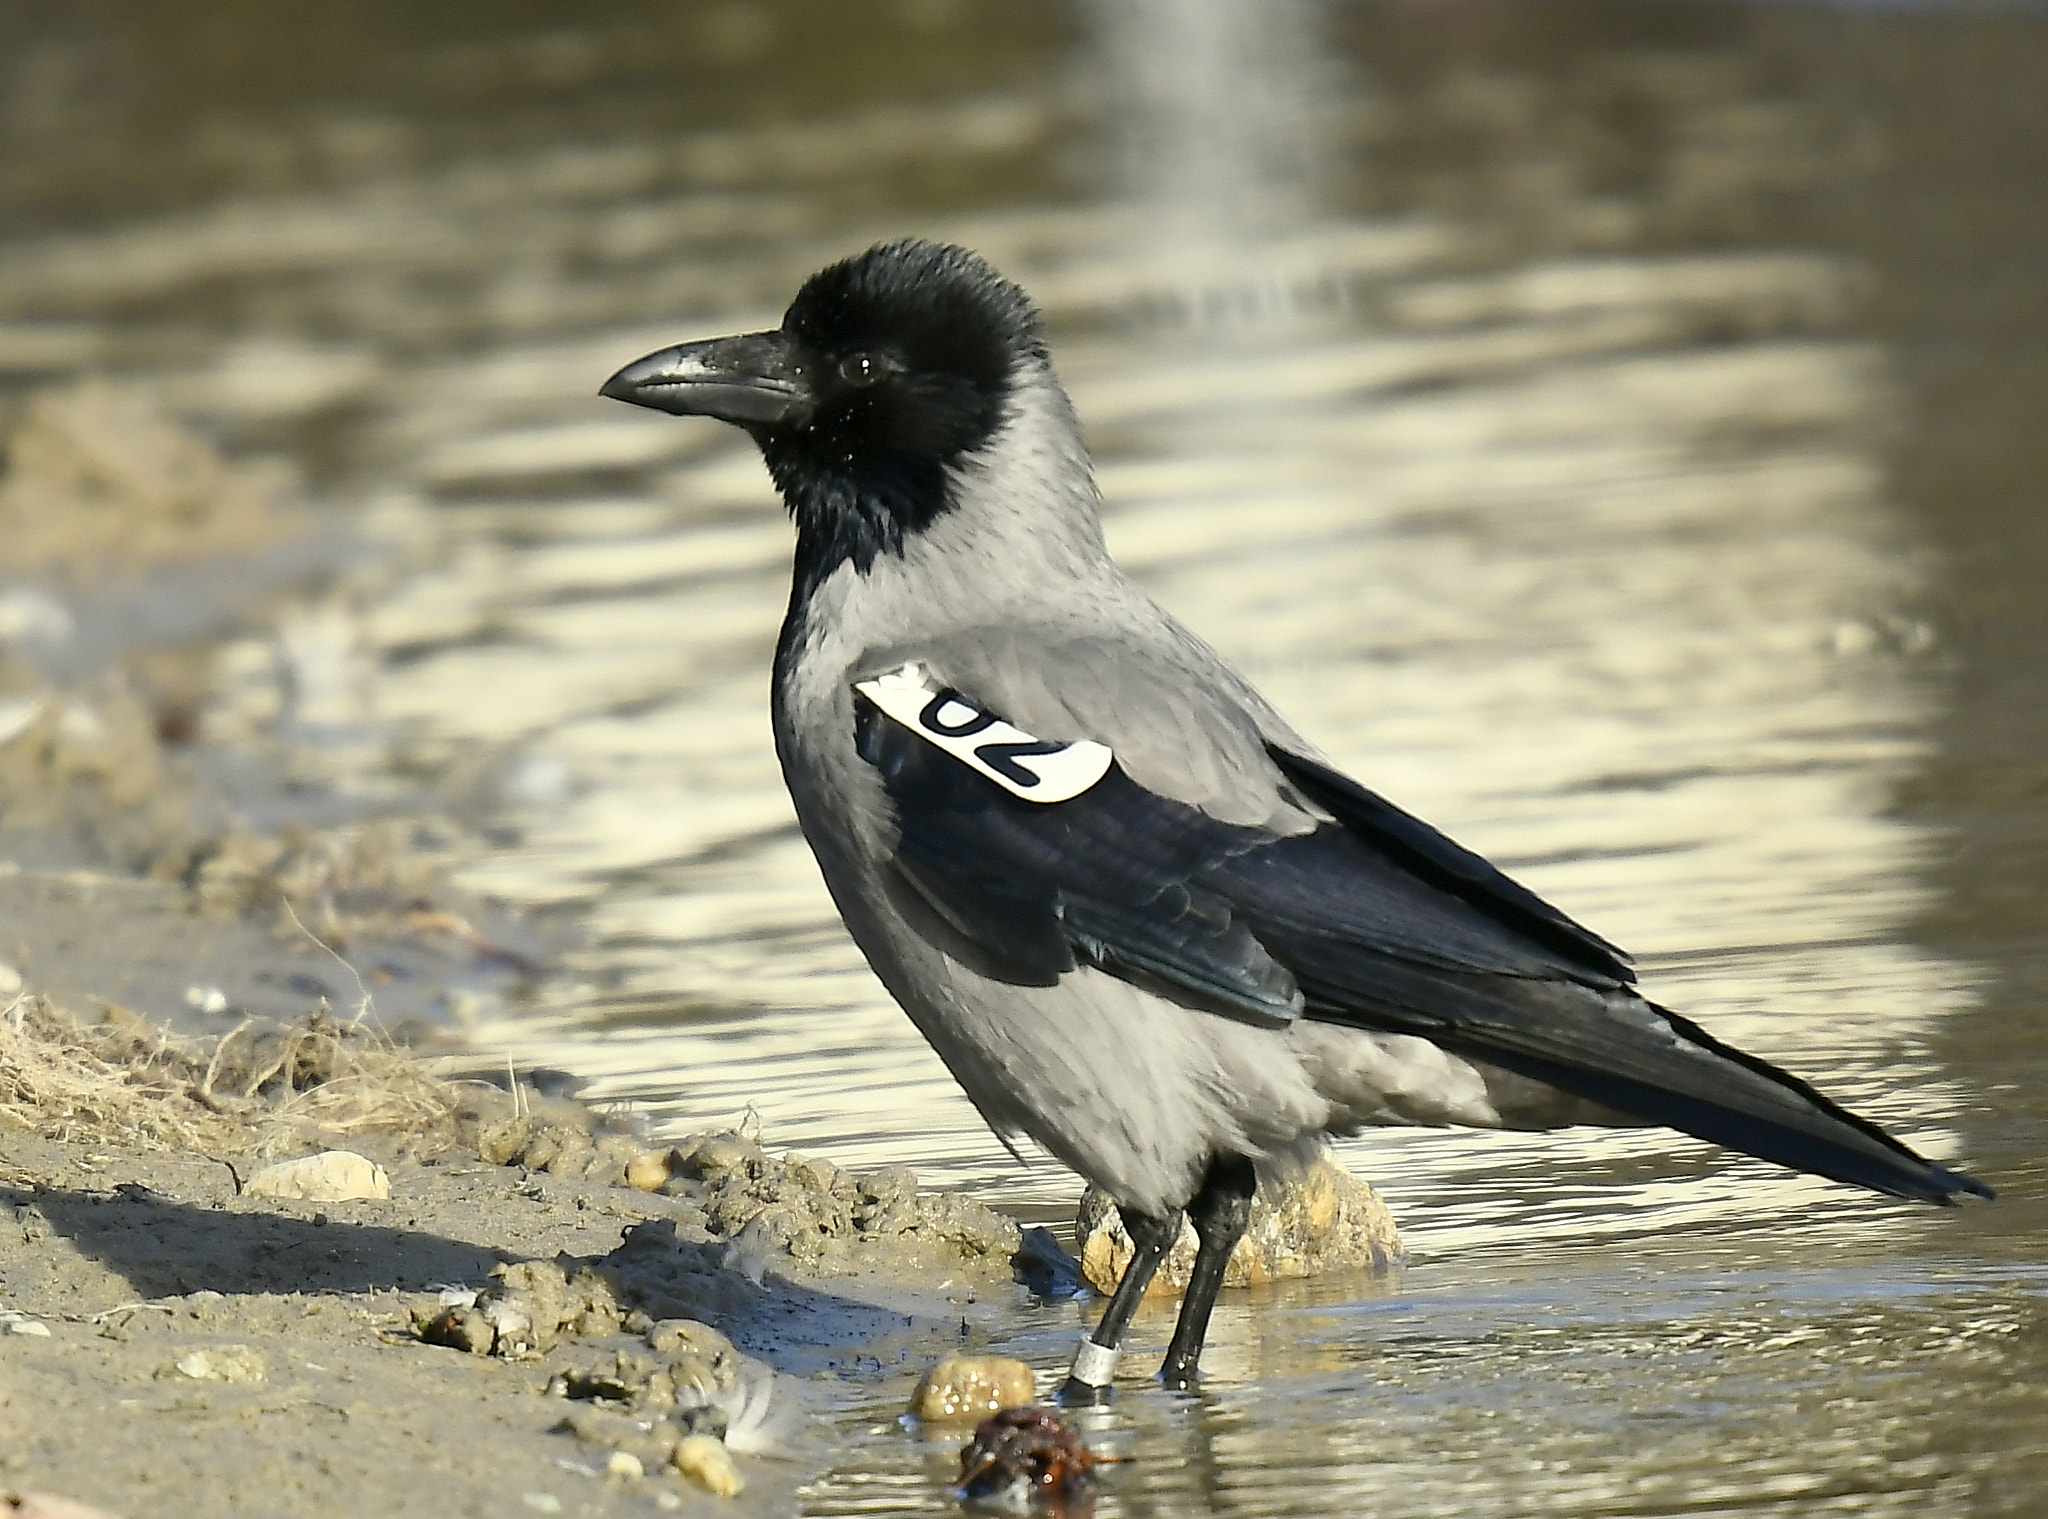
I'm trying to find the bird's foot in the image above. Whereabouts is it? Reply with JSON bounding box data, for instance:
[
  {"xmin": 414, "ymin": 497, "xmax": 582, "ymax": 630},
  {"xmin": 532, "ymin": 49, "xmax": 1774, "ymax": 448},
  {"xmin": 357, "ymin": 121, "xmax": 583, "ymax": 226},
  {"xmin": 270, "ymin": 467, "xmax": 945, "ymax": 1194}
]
[{"xmin": 1055, "ymin": 1375, "xmax": 1116, "ymax": 1408}]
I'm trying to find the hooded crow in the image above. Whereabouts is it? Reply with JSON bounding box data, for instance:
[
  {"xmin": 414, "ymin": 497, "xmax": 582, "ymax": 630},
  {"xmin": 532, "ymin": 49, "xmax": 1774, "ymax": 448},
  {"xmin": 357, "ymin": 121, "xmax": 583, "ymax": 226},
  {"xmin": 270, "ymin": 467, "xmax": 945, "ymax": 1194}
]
[{"xmin": 601, "ymin": 239, "xmax": 1991, "ymax": 1401}]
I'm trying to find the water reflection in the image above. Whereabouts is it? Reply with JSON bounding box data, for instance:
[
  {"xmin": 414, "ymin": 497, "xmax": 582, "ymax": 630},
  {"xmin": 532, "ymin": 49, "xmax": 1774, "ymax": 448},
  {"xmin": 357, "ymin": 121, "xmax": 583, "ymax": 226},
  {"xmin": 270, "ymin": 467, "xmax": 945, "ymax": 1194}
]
[
  {"xmin": 3, "ymin": 1, "xmax": 2044, "ymax": 1512},
  {"xmin": 1082, "ymin": 0, "xmax": 1343, "ymax": 325},
  {"xmin": 799, "ymin": 1251, "xmax": 2042, "ymax": 1516},
  {"xmin": 52, "ymin": 3, "xmax": 1970, "ymax": 1233}
]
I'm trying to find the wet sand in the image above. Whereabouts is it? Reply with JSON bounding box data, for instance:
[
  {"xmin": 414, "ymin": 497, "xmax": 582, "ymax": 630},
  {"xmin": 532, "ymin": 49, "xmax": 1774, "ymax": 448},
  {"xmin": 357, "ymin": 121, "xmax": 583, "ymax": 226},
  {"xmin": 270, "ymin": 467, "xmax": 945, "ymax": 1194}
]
[
  {"xmin": 0, "ymin": 1133, "xmax": 1016, "ymax": 1519},
  {"xmin": 1, "ymin": 1000, "xmax": 1024, "ymax": 1519}
]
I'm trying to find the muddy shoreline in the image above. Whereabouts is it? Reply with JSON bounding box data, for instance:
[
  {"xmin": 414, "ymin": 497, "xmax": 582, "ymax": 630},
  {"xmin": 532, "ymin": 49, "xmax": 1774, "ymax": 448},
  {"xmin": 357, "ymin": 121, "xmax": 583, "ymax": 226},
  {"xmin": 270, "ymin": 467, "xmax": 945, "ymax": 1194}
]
[
  {"xmin": 1, "ymin": 1001, "xmax": 1031, "ymax": 1519},
  {"xmin": 0, "ymin": 387, "xmax": 1021, "ymax": 1517},
  {"xmin": 1, "ymin": 1140, "xmax": 1020, "ymax": 1519}
]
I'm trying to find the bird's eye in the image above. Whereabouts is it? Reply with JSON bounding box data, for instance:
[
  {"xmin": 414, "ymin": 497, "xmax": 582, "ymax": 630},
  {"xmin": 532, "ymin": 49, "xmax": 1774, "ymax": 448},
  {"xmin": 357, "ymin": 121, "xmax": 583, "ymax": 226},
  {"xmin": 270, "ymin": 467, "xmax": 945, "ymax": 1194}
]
[{"xmin": 838, "ymin": 353, "xmax": 882, "ymax": 387}]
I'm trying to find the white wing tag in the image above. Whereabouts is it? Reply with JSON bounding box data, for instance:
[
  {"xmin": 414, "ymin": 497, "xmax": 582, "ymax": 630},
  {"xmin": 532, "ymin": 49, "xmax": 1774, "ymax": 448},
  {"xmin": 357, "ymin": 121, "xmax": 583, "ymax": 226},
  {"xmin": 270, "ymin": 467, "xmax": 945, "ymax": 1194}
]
[{"xmin": 854, "ymin": 663, "xmax": 1113, "ymax": 804}]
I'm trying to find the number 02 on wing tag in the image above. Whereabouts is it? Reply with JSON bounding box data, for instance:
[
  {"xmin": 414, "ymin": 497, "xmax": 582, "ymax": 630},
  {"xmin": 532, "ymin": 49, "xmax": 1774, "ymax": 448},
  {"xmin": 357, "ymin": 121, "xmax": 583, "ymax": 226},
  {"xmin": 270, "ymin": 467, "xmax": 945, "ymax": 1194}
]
[{"xmin": 854, "ymin": 664, "xmax": 1113, "ymax": 803}]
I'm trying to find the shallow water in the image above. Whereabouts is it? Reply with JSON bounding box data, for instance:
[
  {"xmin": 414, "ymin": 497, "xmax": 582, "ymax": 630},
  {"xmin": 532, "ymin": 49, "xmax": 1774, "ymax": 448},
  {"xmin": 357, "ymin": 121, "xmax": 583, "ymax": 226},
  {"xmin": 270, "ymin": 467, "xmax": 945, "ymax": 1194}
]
[
  {"xmin": 4, "ymin": 1, "xmax": 2046, "ymax": 1512},
  {"xmin": 809, "ymin": 1250, "xmax": 2047, "ymax": 1518}
]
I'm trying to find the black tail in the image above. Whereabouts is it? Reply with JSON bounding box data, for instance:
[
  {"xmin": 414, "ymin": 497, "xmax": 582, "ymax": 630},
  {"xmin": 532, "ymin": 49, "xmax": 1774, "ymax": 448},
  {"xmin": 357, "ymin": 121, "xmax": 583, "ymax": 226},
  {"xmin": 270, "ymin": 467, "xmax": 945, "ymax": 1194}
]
[
  {"xmin": 1426, "ymin": 996, "xmax": 1993, "ymax": 1204},
  {"xmin": 1259, "ymin": 745, "xmax": 1992, "ymax": 1204},
  {"xmin": 1301, "ymin": 966, "xmax": 1992, "ymax": 1204}
]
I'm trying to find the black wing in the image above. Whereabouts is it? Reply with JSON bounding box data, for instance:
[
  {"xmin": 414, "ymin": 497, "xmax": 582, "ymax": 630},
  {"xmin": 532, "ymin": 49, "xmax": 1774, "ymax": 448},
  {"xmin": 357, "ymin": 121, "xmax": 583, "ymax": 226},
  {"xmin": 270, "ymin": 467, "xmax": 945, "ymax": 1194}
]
[
  {"xmin": 856, "ymin": 685, "xmax": 1303, "ymax": 1025},
  {"xmin": 856, "ymin": 684, "xmax": 1632, "ymax": 1006},
  {"xmin": 854, "ymin": 687, "xmax": 1991, "ymax": 1205},
  {"xmin": 1266, "ymin": 747, "xmax": 1633, "ymax": 984}
]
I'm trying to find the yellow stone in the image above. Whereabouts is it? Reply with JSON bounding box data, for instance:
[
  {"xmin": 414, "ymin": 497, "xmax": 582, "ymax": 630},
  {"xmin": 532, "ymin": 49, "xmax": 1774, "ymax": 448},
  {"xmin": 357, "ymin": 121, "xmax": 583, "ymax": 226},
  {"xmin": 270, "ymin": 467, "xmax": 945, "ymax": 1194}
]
[
  {"xmin": 604, "ymin": 1451, "xmax": 644, "ymax": 1482},
  {"xmin": 673, "ymin": 1434, "xmax": 743, "ymax": 1497},
  {"xmin": 624, "ymin": 1150, "xmax": 674, "ymax": 1191},
  {"xmin": 243, "ymin": 1150, "xmax": 390, "ymax": 1202},
  {"xmin": 908, "ymin": 1354, "xmax": 1037, "ymax": 1421},
  {"xmin": 1077, "ymin": 1154, "xmax": 1402, "ymax": 1297}
]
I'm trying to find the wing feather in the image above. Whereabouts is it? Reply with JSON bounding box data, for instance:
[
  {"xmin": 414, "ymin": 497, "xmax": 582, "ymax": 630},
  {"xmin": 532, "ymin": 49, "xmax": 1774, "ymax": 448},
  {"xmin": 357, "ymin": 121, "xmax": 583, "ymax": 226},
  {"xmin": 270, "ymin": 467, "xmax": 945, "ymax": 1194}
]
[{"xmin": 852, "ymin": 675, "xmax": 1989, "ymax": 1204}]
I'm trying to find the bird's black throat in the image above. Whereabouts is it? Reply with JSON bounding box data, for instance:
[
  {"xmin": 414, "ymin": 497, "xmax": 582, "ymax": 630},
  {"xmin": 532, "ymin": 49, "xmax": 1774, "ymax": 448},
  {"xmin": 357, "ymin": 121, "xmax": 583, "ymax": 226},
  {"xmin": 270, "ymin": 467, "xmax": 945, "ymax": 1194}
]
[{"xmin": 766, "ymin": 436, "xmax": 959, "ymax": 600}]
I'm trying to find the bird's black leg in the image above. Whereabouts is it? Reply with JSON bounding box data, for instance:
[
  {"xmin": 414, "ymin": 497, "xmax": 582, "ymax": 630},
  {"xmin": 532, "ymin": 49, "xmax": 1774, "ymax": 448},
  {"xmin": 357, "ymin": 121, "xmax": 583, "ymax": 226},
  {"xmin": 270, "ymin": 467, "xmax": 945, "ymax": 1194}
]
[
  {"xmin": 1057, "ymin": 1205, "xmax": 1181, "ymax": 1406},
  {"xmin": 1158, "ymin": 1153, "xmax": 1257, "ymax": 1390}
]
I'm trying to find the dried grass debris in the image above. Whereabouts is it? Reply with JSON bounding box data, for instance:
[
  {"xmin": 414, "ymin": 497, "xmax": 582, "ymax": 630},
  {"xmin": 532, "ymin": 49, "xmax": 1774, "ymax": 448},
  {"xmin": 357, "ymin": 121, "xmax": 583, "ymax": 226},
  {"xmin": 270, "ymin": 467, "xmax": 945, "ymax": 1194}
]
[{"xmin": 0, "ymin": 996, "xmax": 477, "ymax": 1160}]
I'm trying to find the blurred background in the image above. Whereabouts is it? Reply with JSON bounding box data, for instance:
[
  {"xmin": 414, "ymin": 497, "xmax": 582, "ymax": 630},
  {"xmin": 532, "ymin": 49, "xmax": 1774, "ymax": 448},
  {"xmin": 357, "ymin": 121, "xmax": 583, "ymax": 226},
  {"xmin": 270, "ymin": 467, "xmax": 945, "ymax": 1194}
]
[{"xmin": 2, "ymin": 1, "xmax": 2046, "ymax": 1512}]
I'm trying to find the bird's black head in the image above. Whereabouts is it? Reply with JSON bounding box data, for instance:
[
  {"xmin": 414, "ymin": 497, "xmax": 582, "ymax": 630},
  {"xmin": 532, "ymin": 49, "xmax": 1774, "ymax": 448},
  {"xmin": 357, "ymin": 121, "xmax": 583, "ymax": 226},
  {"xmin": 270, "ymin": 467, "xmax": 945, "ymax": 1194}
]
[
  {"xmin": 780, "ymin": 240, "xmax": 1042, "ymax": 465},
  {"xmin": 600, "ymin": 240, "xmax": 1046, "ymax": 578}
]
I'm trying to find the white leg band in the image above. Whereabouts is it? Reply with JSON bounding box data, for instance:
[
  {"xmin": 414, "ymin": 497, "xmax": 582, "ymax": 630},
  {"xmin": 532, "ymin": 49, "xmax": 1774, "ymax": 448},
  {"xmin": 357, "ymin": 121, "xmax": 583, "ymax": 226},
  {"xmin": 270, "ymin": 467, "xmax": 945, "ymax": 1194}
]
[{"xmin": 1067, "ymin": 1337, "xmax": 1121, "ymax": 1388}]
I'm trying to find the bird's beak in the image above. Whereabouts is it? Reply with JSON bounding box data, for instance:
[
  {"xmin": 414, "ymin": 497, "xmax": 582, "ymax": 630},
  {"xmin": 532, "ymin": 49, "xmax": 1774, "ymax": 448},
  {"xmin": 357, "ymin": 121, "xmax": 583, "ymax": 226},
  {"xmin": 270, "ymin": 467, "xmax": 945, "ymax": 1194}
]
[{"xmin": 598, "ymin": 330, "xmax": 813, "ymax": 429}]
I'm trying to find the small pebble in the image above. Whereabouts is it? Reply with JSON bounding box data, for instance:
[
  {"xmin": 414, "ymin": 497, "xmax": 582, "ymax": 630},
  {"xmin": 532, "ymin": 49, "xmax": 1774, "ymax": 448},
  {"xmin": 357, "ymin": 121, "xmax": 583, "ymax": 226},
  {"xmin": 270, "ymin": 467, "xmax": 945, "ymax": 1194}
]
[
  {"xmin": 182, "ymin": 985, "xmax": 229, "ymax": 1015},
  {"xmin": 604, "ymin": 1451, "xmax": 644, "ymax": 1482},
  {"xmin": 243, "ymin": 1151, "xmax": 391, "ymax": 1202},
  {"xmin": 169, "ymin": 1345, "xmax": 267, "ymax": 1384},
  {"xmin": 1, "ymin": 1312, "xmax": 52, "ymax": 1337},
  {"xmin": 519, "ymin": 1496, "xmax": 562, "ymax": 1515},
  {"xmin": 0, "ymin": 962, "xmax": 22, "ymax": 997},
  {"xmin": 625, "ymin": 1151, "xmax": 673, "ymax": 1192},
  {"xmin": 672, "ymin": 1434, "xmax": 744, "ymax": 1497},
  {"xmin": 910, "ymin": 1354, "xmax": 1036, "ymax": 1422}
]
